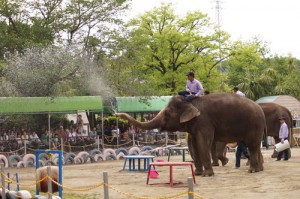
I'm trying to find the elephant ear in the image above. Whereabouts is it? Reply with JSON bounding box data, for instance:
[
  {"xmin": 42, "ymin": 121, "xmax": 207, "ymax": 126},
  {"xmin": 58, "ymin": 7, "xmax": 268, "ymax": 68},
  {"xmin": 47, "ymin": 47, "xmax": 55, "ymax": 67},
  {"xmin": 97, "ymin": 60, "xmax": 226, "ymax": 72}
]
[{"xmin": 180, "ymin": 104, "xmax": 200, "ymax": 123}]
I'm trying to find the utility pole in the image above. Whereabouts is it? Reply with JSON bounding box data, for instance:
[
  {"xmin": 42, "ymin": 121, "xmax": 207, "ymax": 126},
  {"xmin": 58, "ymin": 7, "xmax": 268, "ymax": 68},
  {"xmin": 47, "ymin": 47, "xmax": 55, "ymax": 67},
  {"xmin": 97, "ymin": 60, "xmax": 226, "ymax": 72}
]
[{"xmin": 213, "ymin": 0, "xmax": 224, "ymax": 70}]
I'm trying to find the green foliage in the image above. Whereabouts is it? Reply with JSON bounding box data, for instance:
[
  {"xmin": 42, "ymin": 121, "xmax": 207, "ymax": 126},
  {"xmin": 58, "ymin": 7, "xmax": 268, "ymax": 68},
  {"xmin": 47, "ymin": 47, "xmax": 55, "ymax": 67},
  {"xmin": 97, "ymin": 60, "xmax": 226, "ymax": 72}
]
[{"xmin": 108, "ymin": 3, "xmax": 232, "ymax": 96}]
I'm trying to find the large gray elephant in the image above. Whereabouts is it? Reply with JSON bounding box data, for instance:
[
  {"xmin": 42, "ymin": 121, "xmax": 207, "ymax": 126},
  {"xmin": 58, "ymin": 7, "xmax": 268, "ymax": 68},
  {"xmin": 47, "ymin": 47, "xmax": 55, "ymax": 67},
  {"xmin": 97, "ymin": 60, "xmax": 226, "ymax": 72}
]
[
  {"xmin": 258, "ymin": 103, "xmax": 293, "ymax": 158},
  {"xmin": 116, "ymin": 93, "xmax": 265, "ymax": 176},
  {"xmin": 208, "ymin": 102, "xmax": 293, "ymax": 167}
]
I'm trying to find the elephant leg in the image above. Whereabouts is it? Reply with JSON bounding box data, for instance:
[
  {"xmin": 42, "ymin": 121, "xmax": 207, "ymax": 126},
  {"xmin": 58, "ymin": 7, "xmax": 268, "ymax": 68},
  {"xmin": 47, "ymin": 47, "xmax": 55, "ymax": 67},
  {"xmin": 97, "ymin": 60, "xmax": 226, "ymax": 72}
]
[
  {"xmin": 248, "ymin": 146, "xmax": 263, "ymax": 173},
  {"xmin": 189, "ymin": 134, "xmax": 203, "ymax": 175},
  {"xmin": 217, "ymin": 142, "xmax": 228, "ymax": 166},
  {"xmin": 195, "ymin": 133, "xmax": 214, "ymax": 177},
  {"xmin": 271, "ymin": 136, "xmax": 280, "ymax": 158},
  {"xmin": 211, "ymin": 141, "xmax": 219, "ymax": 166}
]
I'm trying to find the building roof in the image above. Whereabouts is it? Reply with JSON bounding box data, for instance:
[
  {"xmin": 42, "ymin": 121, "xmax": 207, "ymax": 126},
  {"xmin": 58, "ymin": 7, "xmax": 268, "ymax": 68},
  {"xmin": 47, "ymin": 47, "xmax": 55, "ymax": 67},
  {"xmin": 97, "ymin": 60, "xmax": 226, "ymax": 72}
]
[
  {"xmin": 0, "ymin": 96, "xmax": 103, "ymax": 115},
  {"xmin": 256, "ymin": 95, "xmax": 300, "ymax": 120}
]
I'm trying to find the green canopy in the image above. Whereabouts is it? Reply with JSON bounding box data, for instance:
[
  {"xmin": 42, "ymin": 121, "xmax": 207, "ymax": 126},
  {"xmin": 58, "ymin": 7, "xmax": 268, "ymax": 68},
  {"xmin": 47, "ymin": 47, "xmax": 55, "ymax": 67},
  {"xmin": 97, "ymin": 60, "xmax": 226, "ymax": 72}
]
[
  {"xmin": 255, "ymin": 96, "xmax": 279, "ymax": 103},
  {"xmin": 114, "ymin": 96, "xmax": 172, "ymax": 113},
  {"xmin": 0, "ymin": 96, "xmax": 103, "ymax": 115}
]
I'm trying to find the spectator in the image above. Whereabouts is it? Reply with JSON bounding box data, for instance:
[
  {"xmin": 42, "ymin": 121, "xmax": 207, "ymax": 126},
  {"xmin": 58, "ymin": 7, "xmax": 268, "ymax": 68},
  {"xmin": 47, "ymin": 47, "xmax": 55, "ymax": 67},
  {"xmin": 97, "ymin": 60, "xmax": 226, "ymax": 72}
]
[
  {"xmin": 41, "ymin": 130, "xmax": 49, "ymax": 147},
  {"xmin": 76, "ymin": 115, "xmax": 84, "ymax": 134},
  {"xmin": 111, "ymin": 125, "xmax": 120, "ymax": 145},
  {"xmin": 89, "ymin": 127, "xmax": 97, "ymax": 139},
  {"xmin": 30, "ymin": 131, "xmax": 41, "ymax": 148},
  {"xmin": 21, "ymin": 131, "xmax": 29, "ymax": 145}
]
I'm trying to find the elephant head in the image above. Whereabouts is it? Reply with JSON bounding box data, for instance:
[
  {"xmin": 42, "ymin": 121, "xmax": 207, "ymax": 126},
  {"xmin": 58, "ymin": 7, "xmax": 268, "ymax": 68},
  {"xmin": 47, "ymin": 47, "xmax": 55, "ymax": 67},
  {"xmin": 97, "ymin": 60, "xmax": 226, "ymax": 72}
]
[{"xmin": 116, "ymin": 96, "xmax": 200, "ymax": 132}]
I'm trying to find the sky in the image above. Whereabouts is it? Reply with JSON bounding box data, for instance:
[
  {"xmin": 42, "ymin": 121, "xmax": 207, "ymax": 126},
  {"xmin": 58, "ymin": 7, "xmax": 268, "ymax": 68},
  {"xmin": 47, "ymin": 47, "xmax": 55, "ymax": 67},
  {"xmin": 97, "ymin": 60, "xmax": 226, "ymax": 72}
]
[{"xmin": 127, "ymin": 0, "xmax": 300, "ymax": 59}]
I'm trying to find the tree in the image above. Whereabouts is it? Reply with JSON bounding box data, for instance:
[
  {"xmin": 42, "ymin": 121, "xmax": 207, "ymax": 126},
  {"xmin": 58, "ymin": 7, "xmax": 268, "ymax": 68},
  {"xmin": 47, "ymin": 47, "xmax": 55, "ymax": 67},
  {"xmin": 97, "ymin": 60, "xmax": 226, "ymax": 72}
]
[
  {"xmin": 3, "ymin": 46, "xmax": 110, "ymax": 97},
  {"xmin": 108, "ymin": 3, "xmax": 232, "ymax": 96}
]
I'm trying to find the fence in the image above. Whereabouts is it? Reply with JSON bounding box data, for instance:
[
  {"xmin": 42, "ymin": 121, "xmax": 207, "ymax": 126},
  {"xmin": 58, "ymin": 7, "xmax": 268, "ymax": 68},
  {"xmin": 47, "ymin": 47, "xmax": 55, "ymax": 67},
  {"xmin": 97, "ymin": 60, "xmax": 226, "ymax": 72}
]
[{"xmin": 0, "ymin": 163, "xmax": 206, "ymax": 199}]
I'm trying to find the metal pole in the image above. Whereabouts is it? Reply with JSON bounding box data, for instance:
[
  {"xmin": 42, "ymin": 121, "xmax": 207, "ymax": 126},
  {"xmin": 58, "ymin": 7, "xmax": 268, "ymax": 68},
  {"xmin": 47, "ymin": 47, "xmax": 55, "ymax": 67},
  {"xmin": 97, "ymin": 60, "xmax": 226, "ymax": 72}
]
[
  {"xmin": 188, "ymin": 177, "xmax": 194, "ymax": 199},
  {"xmin": 97, "ymin": 135, "xmax": 100, "ymax": 151},
  {"xmin": 48, "ymin": 114, "xmax": 51, "ymax": 150},
  {"xmin": 1, "ymin": 163, "xmax": 5, "ymax": 199},
  {"xmin": 47, "ymin": 166, "xmax": 52, "ymax": 199},
  {"xmin": 15, "ymin": 173, "xmax": 20, "ymax": 191},
  {"xmin": 101, "ymin": 112, "xmax": 104, "ymax": 150},
  {"xmin": 61, "ymin": 138, "xmax": 64, "ymax": 154},
  {"xmin": 103, "ymin": 171, "xmax": 109, "ymax": 199},
  {"xmin": 165, "ymin": 132, "xmax": 168, "ymax": 147},
  {"xmin": 24, "ymin": 142, "xmax": 27, "ymax": 155},
  {"xmin": 132, "ymin": 131, "xmax": 135, "ymax": 147},
  {"xmin": 7, "ymin": 172, "xmax": 9, "ymax": 190}
]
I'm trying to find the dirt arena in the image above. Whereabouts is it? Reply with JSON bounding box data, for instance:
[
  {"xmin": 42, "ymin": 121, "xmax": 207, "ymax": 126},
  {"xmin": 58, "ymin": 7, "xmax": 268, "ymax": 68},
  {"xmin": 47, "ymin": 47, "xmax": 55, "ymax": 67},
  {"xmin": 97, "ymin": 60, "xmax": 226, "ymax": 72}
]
[{"xmin": 5, "ymin": 147, "xmax": 300, "ymax": 199}]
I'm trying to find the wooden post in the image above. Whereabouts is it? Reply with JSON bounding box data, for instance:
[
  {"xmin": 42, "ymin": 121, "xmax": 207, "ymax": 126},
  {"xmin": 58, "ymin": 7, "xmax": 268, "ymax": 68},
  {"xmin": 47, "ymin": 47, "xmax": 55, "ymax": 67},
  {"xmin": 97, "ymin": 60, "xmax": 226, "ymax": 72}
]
[
  {"xmin": 1, "ymin": 163, "xmax": 5, "ymax": 199},
  {"xmin": 97, "ymin": 135, "xmax": 100, "ymax": 151},
  {"xmin": 103, "ymin": 172, "xmax": 109, "ymax": 199},
  {"xmin": 24, "ymin": 142, "xmax": 27, "ymax": 155},
  {"xmin": 47, "ymin": 166, "xmax": 52, "ymax": 199},
  {"xmin": 188, "ymin": 177, "xmax": 194, "ymax": 199}
]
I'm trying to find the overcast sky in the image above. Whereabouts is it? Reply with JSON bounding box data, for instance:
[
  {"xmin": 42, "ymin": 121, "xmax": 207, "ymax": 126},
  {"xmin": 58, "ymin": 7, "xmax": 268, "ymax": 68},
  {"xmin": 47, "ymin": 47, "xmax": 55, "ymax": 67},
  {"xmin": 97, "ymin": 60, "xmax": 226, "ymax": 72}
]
[{"xmin": 127, "ymin": 0, "xmax": 300, "ymax": 59}]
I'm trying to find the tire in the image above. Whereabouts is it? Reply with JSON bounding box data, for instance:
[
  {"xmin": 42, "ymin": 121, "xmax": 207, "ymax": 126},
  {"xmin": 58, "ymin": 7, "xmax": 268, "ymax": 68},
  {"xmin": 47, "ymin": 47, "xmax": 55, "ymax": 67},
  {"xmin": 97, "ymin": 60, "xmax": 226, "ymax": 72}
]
[
  {"xmin": 25, "ymin": 161, "xmax": 35, "ymax": 168},
  {"xmin": 17, "ymin": 161, "xmax": 25, "ymax": 169},
  {"xmin": 105, "ymin": 154, "xmax": 117, "ymax": 161},
  {"xmin": 17, "ymin": 190, "xmax": 32, "ymax": 198},
  {"xmin": 0, "ymin": 155, "xmax": 8, "ymax": 168},
  {"xmin": 94, "ymin": 154, "xmax": 105, "ymax": 162},
  {"xmin": 103, "ymin": 148, "xmax": 116, "ymax": 157},
  {"xmin": 64, "ymin": 153, "xmax": 76, "ymax": 165},
  {"xmin": 141, "ymin": 146, "xmax": 153, "ymax": 152},
  {"xmin": 77, "ymin": 151, "xmax": 89, "ymax": 160},
  {"xmin": 115, "ymin": 147, "xmax": 128, "ymax": 155},
  {"xmin": 74, "ymin": 156, "xmax": 84, "ymax": 164},
  {"xmin": 44, "ymin": 160, "xmax": 56, "ymax": 166},
  {"xmin": 38, "ymin": 153, "xmax": 49, "ymax": 161},
  {"xmin": 116, "ymin": 152, "xmax": 126, "ymax": 160},
  {"xmin": 89, "ymin": 149, "xmax": 102, "ymax": 156},
  {"xmin": 8, "ymin": 154, "xmax": 22, "ymax": 168},
  {"xmin": 39, "ymin": 160, "xmax": 45, "ymax": 167},
  {"xmin": 23, "ymin": 154, "xmax": 35, "ymax": 168},
  {"xmin": 65, "ymin": 157, "xmax": 75, "ymax": 164},
  {"xmin": 83, "ymin": 154, "xmax": 95, "ymax": 163},
  {"xmin": 128, "ymin": 147, "xmax": 141, "ymax": 155}
]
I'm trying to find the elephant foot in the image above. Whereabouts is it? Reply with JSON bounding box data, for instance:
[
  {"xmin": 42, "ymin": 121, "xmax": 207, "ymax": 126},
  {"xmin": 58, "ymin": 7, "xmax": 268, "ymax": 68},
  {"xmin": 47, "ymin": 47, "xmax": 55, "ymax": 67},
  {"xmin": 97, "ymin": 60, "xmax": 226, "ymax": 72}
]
[
  {"xmin": 246, "ymin": 160, "xmax": 250, "ymax": 166},
  {"xmin": 248, "ymin": 166, "xmax": 263, "ymax": 173},
  {"xmin": 221, "ymin": 158, "xmax": 229, "ymax": 166},
  {"xmin": 202, "ymin": 169, "xmax": 214, "ymax": 177},
  {"xmin": 195, "ymin": 168, "xmax": 203, "ymax": 176},
  {"xmin": 212, "ymin": 161, "xmax": 219, "ymax": 167}
]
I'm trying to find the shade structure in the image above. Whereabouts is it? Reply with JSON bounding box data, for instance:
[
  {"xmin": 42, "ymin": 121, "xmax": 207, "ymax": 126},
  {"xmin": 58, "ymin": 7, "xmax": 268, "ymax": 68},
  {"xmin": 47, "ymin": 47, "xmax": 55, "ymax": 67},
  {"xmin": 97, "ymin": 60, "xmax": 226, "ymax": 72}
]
[
  {"xmin": 114, "ymin": 96, "xmax": 173, "ymax": 113},
  {"xmin": 0, "ymin": 96, "xmax": 103, "ymax": 115},
  {"xmin": 256, "ymin": 95, "xmax": 300, "ymax": 120}
]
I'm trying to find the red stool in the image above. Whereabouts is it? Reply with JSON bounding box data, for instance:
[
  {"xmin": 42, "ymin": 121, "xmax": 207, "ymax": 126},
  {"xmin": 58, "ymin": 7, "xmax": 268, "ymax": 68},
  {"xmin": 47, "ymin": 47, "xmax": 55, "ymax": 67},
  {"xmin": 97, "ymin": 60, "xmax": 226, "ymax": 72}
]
[{"xmin": 146, "ymin": 162, "xmax": 196, "ymax": 187}]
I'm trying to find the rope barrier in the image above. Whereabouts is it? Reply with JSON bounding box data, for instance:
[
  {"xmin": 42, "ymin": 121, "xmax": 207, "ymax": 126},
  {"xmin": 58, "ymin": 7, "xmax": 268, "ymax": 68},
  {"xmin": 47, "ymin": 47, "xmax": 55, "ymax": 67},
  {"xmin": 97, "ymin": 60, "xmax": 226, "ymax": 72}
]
[
  {"xmin": 106, "ymin": 183, "xmax": 189, "ymax": 199},
  {"xmin": 1, "ymin": 147, "xmax": 25, "ymax": 154},
  {"xmin": 1, "ymin": 172, "xmax": 206, "ymax": 199}
]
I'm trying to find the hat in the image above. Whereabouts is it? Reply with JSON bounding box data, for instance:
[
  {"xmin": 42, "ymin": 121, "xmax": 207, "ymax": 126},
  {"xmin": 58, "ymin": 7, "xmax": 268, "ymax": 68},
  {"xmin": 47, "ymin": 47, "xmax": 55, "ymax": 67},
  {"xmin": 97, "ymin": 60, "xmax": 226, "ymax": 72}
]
[
  {"xmin": 186, "ymin": 72, "xmax": 194, "ymax": 77},
  {"xmin": 278, "ymin": 117, "xmax": 286, "ymax": 120},
  {"xmin": 233, "ymin": 86, "xmax": 238, "ymax": 91}
]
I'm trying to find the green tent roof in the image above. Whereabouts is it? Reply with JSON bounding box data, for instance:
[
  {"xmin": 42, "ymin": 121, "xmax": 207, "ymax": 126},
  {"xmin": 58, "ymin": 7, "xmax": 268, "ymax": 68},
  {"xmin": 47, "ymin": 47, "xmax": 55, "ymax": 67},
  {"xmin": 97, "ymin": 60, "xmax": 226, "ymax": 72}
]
[
  {"xmin": 0, "ymin": 96, "xmax": 103, "ymax": 115},
  {"xmin": 256, "ymin": 96, "xmax": 279, "ymax": 103},
  {"xmin": 115, "ymin": 96, "xmax": 172, "ymax": 113}
]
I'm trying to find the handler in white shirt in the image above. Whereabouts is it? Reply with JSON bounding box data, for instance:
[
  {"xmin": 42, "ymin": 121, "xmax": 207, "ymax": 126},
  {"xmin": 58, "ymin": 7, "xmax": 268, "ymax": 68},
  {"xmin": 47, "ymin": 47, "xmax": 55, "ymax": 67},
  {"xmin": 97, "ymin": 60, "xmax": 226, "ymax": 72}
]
[
  {"xmin": 276, "ymin": 117, "xmax": 289, "ymax": 161},
  {"xmin": 233, "ymin": 86, "xmax": 245, "ymax": 97}
]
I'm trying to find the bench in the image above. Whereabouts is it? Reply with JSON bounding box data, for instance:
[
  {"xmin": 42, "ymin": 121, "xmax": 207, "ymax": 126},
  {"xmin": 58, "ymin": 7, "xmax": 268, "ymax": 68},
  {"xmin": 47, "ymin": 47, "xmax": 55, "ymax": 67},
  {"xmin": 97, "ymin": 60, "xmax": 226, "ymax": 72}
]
[{"xmin": 123, "ymin": 155, "xmax": 155, "ymax": 171}]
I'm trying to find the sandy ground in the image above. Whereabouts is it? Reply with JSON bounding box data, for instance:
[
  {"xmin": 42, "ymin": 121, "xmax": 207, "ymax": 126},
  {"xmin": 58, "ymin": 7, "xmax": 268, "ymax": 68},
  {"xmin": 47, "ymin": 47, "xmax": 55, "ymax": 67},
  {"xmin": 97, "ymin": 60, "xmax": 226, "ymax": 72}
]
[{"xmin": 5, "ymin": 147, "xmax": 300, "ymax": 199}]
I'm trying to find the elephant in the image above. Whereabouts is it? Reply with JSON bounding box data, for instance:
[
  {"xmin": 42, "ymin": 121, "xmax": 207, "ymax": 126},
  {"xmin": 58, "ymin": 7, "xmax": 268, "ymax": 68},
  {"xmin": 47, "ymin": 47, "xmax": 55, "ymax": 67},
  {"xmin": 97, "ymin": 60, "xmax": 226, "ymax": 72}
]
[
  {"xmin": 116, "ymin": 93, "xmax": 265, "ymax": 176},
  {"xmin": 258, "ymin": 103, "xmax": 293, "ymax": 158}
]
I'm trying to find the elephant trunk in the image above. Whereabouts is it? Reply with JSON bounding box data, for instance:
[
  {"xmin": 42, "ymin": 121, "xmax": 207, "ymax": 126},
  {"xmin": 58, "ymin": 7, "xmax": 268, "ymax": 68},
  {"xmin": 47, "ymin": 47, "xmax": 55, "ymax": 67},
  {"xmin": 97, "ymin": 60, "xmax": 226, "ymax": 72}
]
[{"xmin": 116, "ymin": 109, "xmax": 163, "ymax": 130}]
